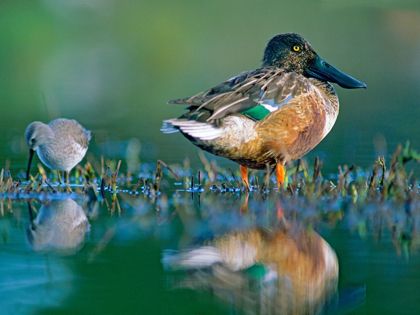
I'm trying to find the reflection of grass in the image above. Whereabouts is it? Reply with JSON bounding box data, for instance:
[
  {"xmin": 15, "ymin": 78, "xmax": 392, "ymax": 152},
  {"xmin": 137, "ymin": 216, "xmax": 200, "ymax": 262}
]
[{"xmin": 1, "ymin": 143, "xmax": 419, "ymax": 257}]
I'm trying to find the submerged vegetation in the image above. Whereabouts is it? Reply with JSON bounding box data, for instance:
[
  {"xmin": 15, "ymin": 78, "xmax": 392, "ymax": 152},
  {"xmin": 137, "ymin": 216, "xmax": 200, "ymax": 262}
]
[
  {"xmin": 0, "ymin": 142, "xmax": 418, "ymax": 256},
  {"xmin": 0, "ymin": 141, "xmax": 419, "ymax": 259}
]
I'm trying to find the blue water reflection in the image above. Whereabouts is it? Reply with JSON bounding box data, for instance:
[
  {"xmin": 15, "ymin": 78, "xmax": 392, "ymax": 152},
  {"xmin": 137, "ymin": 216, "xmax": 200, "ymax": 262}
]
[
  {"xmin": 26, "ymin": 199, "xmax": 90, "ymax": 255},
  {"xmin": 1, "ymin": 191, "xmax": 420, "ymax": 314}
]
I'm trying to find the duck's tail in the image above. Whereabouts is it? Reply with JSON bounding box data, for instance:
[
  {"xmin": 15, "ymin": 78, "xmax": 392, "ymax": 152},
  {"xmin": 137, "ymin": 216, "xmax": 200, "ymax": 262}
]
[
  {"xmin": 160, "ymin": 120, "xmax": 180, "ymax": 134},
  {"xmin": 161, "ymin": 119, "xmax": 223, "ymax": 141}
]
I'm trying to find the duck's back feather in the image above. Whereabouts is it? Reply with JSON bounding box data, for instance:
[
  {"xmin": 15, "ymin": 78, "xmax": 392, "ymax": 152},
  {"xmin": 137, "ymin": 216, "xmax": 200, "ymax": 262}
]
[
  {"xmin": 168, "ymin": 68, "xmax": 312, "ymax": 122},
  {"xmin": 162, "ymin": 68, "xmax": 315, "ymax": 142}
]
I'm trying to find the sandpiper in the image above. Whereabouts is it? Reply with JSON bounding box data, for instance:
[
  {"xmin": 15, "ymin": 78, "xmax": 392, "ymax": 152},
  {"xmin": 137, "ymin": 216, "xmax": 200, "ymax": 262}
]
[
  {"xmin": 162, "ymin": 33, "xmax": 366, "ymax": 189},
  {"xmin": 25, "ymin": 118, "xmax": 91, "ymax": 191}
]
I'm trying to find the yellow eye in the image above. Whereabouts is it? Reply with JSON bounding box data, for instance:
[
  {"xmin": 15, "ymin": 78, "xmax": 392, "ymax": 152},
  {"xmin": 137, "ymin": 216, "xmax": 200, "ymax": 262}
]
[{"xmin": 293, "ymin": 45, "xmax": 300, "ymax": 52}]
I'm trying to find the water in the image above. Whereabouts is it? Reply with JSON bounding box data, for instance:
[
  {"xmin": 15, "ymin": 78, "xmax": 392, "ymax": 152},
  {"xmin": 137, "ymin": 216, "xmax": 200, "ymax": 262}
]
[{"xmin": 1, "ymin": 188, "xmax": 419, "ymax": 315}]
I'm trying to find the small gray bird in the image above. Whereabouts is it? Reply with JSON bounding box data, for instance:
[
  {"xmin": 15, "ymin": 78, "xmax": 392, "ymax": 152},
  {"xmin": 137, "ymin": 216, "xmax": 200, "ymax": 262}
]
[{"xmin": 25, "ymin": 118, "xmax": 91, "ymax": 190}]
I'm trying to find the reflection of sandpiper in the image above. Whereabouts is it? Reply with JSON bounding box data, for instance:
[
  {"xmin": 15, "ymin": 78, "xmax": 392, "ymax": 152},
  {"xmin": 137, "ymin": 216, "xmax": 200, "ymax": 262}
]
[
  {"xmin": 163, "ymin": 222, "xmax": 338, "ymax": 314},
  {"xmin": 25, "ymin": 118, "xmax": 91, "ymax": 191},
  {"xmin": 26, "ymin": 199, "xmax": 90, "ymax": 255}
]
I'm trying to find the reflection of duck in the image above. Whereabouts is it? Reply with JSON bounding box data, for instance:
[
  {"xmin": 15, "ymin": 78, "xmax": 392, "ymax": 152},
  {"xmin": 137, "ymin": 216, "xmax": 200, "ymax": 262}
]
[
  {"xmin": 163, "ymin": 223, "xmax": 338, "ymax": 314},
  {"xmin": 26, "ymin": 199, "xmax": 90, "ymax": 255}
]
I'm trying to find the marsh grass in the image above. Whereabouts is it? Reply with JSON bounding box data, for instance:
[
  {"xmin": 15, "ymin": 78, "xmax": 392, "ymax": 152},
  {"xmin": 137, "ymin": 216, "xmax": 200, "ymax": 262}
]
[
  {"xmin": 0, "ymin": 142, "xmax": 419, "ymax": 260},
  {"xmin": 0, "ymin": 143, "xmax": 419, "ymax": 223},
  {"xmin": 0, "ymin": 142, "xmax": 418, "ymax": 203}
]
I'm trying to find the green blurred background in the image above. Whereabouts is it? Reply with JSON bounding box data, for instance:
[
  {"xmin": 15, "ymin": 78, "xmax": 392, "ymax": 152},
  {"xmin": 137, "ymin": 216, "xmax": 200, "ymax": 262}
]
[{"xmin": 1, "ymin": 0, "xmax": 420, "ymax": 173}]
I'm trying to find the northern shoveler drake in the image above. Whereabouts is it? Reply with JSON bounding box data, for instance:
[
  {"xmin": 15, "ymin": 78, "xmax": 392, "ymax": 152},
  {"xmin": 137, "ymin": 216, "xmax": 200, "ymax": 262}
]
[{"xmin": 162, "ymin": 33, "xmax": 366, "ymax": 189}]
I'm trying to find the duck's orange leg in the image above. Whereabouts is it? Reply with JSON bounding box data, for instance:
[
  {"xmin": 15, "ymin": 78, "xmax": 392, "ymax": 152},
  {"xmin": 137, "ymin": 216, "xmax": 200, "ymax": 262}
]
[
  {"xmin": 240, "ymin": 165, "xmax": 250, "ymax": 190},
  {"xmin": 276, "ymin": 163, "xmax": 285, "ymax": 190}
]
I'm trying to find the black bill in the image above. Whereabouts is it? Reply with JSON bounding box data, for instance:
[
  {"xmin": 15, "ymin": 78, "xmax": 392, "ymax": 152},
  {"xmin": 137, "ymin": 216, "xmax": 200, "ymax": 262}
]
[
  {"xmin": 26, "ymin": 149, "xmax": 35, "ymax": 180},
  {"xmin": 307, "ymin": 54, "xmax": 366, "ymax": 89}
]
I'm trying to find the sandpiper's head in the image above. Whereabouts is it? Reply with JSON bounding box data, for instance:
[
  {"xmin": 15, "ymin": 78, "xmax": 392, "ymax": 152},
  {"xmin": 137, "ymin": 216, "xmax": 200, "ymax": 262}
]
[
  {"xmin": 25, "ymin": 122, "xmax": 53, "ymax": 151},
  {"xmin": 25, "ymin": 122, "xmax": 53, "ymax": 180},
  {"xmin": 263, "ymin": 33, "xmax": 366, "ymax": 89}
]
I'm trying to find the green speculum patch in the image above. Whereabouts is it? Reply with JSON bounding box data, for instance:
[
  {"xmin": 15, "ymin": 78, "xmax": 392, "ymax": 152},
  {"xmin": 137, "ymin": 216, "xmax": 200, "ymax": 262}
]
[{"xmin": 242, "ymin": 105, "xmax": 271, "ymax": 121}]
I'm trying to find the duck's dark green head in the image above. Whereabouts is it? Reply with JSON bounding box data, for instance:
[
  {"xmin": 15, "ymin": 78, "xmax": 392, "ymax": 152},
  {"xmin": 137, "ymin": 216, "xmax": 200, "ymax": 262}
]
[
  {"xmin": 263, "ymin": 33, "xmax": 366, "ymax": 89},
  {"xmin": 263, "ymin": 33, "xmax": 316, "ymax": 72}
]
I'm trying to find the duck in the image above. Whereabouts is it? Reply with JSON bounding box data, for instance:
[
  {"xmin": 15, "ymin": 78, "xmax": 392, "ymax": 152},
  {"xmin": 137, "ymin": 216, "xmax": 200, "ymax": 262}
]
[
  {"xmin": 162, "ymin": 33, "xmax": 366, "ymax": 189},
  {"xmin": 25, "ymin": 118, "xmax": 91, "ymax": 191}
]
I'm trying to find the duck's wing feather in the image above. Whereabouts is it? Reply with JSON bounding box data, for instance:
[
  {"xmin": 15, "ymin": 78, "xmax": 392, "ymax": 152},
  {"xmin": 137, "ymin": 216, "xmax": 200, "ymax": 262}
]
[{"xmin": 168, "ymin": 68, "xmax": 313, "ymax": 121}]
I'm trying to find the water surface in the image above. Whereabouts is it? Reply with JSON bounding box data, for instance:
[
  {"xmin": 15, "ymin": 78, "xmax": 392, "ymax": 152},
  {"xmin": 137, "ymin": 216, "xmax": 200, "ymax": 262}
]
[{"xmin": 1, "ymin": 188, "xmax": 419, "ymax": 314}]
